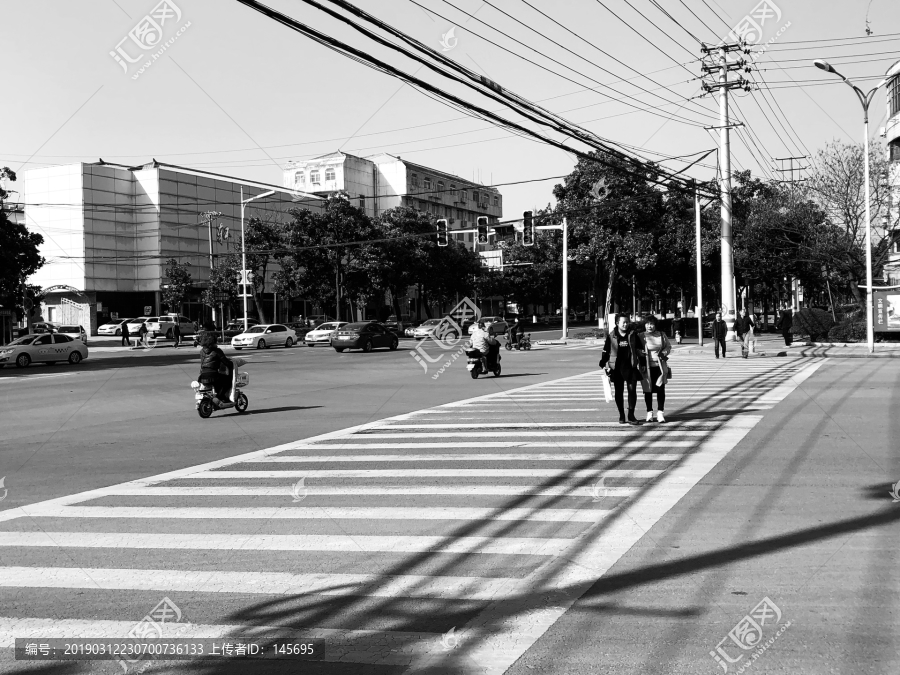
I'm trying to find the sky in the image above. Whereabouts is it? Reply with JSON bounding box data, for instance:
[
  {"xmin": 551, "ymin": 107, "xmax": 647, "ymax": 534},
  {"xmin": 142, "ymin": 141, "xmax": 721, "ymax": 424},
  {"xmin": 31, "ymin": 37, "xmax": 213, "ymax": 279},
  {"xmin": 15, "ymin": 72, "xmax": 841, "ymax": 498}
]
[{"xmin": 3, "ymin": 0, "xmax": 899, "ymax": 220}]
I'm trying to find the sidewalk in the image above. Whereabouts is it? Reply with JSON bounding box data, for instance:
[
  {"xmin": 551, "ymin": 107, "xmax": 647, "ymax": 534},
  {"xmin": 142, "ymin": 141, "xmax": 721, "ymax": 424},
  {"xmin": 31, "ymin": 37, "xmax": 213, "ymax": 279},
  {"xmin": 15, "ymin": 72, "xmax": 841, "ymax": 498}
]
[{"xmin": 673, "ymin": 333, "xmax": 900, "ymax": 358}]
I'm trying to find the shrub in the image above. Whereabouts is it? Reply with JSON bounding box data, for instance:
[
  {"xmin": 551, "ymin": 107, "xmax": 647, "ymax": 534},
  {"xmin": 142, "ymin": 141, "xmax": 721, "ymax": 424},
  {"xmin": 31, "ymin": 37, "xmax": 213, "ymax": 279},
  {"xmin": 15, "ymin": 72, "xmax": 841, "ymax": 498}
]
[
  {"xmin": 571, "ymin": 327, "xmax": 605, "ymax": 339},
  {"xmin": 828, "ymin": 317, "xmax": 867, "ymax": 342},
  {"xmin": 791, "ymin": 308, "xmax": 835, "ymax": 342}
]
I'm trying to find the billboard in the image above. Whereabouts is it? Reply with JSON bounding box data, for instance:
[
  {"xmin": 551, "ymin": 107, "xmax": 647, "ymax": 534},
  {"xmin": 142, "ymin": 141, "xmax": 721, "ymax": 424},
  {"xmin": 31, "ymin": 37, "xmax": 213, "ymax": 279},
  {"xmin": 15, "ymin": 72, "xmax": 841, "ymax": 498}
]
[{"xmin": 874, "ymin": 291, "xmax": 900, "ymax": 332}]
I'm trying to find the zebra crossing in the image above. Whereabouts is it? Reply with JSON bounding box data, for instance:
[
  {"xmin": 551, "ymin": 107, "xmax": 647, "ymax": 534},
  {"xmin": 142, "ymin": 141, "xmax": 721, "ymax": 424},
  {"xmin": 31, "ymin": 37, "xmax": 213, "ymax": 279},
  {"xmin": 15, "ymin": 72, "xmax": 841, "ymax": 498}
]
[{"xmin": 0, "ymin": 357, "xmax": 822, "ymax": 674}]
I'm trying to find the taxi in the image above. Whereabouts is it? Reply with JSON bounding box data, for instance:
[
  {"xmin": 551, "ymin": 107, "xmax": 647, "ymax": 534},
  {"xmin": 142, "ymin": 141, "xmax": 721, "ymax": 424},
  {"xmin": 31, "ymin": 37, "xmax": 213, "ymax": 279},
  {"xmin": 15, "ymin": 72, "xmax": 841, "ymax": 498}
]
[{"xmin": 0, "ymin": 334, "xmax": 89, "ymax": 368}]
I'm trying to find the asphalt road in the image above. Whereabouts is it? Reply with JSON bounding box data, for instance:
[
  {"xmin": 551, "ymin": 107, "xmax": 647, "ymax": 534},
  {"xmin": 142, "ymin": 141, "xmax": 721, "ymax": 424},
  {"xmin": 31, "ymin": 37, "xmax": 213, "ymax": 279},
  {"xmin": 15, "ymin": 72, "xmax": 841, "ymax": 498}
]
[{"xmin": 1, "ymin": 341, "xmax": 897, "ymax": 675}]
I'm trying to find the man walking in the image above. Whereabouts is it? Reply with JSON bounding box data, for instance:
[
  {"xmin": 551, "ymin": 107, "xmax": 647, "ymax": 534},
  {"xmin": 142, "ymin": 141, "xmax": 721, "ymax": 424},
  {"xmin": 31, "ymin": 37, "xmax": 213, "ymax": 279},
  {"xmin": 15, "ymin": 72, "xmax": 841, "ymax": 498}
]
[
  {"xmin": 736, "ymin": 308, "xmax": 754, "ymax": 359},
  {"xmin": 172, "ymin": 322, "xmax": 181, "ymax": 349},
  {"xmin": 121, "ymin": 321, "xmax": 130, "ymax": 347},
  {"xmin": 777, "ymin": 304, "xmax": 793, "ymax": 346},
  {"xmin": 711, "ymin": 311, "xmax": 728, "ymax": 359}
]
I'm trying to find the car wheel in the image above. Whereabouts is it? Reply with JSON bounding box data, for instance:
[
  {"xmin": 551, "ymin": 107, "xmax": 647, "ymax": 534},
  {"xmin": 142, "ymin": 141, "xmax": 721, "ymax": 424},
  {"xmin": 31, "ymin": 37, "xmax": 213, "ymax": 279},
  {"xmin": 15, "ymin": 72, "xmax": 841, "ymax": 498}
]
[
  {"xmin": 234, "ymin": 347, "xmax": 243, "ymax": 350},
  {"xmin": 257, "ymin": 339, "xmax": 266, "ymax": 350},
  {"xmin": 235, "ymin": 392, "xmax": 249, "ymax": 413},
  {"xmin": 115, "ymin": 329, "xmax": 121, "ymax": 336},
  {"xmin": 362, "ymin": 339, "xmax": 373, "ymax": 353},
  {"xmin": 197, "ymin": 398, "xmax": 214, "ymax": 419},
  {"xmin": 166, "ymin": 328, "xmax": 173, "ymax": 339},
  {"xmin": 285, "ymin": 337, "xmax": 293, "ymax": 348},
  {"xmin": 334, "ymin": 347, "xmax": 345, "ymax": 353},
  {"xmin": 68, "ymin": 351, "xmax": 83, "ymax": 365},
  {"xmin": 390, "ymin": 338, "xmax": 398, "ymax": 351},
  {"xmin": 16, "ymin": 353, "xmax": 31, "ymax": 368}
]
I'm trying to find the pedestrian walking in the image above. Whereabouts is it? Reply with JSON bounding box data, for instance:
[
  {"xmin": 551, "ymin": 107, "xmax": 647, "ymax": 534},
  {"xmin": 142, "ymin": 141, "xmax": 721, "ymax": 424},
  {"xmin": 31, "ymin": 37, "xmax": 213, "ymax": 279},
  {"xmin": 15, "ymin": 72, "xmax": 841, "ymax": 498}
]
[
  {"xmin": 121, "ymin": 321, "xmax": 130, "ymax": 347},
  {"xmin": 737, "ymin": 308, "xmax": 755, "ymax": 358},
  {"xmin": 599, "ymin": 314, "xmax": 643, "ymax": 425},
  {"xmin": 711, "ymin": 311, "xmax": 728, "ymax": 358},
  {"xmin": 672, "ymin": 312, "xmax": 684, "ymax": 344},
  {"xmin": 137, "ymin": 322, "xmax": 149, "ymax": 347},
  {"xmin": 172, "ymin": 322, "xmax": 181, "ymax": 348},
  {"xmin": 776, "ymin": 305, "xmax": 793, "ymax": 346},
  {"xmin": 192, "ymin": 320, "xmax": 199, "ymax": 334},
  {"xmin": 639, "ymin": 316, "xmax": 670, "ymax": 423}
]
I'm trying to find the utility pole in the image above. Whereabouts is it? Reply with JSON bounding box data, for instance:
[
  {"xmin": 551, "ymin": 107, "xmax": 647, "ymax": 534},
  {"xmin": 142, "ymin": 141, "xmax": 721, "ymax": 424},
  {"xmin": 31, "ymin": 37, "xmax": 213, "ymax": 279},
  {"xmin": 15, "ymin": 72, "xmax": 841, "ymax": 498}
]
[
  {"xmin": 701, "ymin": 41, "xmax": 752, "ymax": 341},
  {"xmin": 772, "ymin": 156, "xmax": 809, "ymax": 194},
  {"xmin": 695, "ymin": 184, "xmax": 704, "ymax": 347}
]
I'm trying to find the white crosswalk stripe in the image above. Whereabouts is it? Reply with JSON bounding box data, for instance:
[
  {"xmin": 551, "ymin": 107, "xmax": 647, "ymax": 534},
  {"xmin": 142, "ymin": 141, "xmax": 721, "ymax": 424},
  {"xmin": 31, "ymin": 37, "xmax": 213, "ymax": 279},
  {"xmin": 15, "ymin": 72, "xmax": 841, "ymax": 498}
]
[{"xmin": 0, "ymin": 356, "xmax": 823, "ymax": 673}]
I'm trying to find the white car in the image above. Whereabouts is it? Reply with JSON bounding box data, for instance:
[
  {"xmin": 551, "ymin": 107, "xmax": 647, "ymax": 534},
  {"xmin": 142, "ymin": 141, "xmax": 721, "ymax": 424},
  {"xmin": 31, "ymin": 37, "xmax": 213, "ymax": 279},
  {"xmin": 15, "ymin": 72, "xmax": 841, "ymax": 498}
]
[
  {"xmin": 466, "ymin": 316, "xmax": 509, "ymax": 336},
  {"xmin": 145, "ymin": 314, "xmax": 195, "ymax": 339},
  {"xmin": 231, "ymin": 324, "xmax": 297, "ymax": 350},
  {"xmin": 0, "ymin": 333, "xmax": 88, "ymax": 368},
  {"xmin": 56, "ymin": 324, "xmax": 88, "ymax": 345},
  {"xmin": 125, "ymin": 317, "xmax": 150, "ymax": 335},
  {"xmin": 304, "ymin": 321, "xmax": 347, "ymax": 346},
  {"xmin": 413, "ymin": 318, "xmax": 444, "ymax": 340},
  {"xmin": 98, "ymin": 318, "xmax": 134, "ymax": 336}
]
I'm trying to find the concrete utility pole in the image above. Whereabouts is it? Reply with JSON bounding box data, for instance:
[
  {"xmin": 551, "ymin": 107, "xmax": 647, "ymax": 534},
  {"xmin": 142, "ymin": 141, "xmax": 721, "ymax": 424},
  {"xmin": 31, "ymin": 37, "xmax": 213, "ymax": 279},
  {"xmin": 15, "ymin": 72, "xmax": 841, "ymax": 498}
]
[
  {"xmin": 701, "ymin": 41, "xmax": 752, "ymax": 340},
  {"xmin": 695, "ymin": 185, "xmax": 704, "ymax": 347}
]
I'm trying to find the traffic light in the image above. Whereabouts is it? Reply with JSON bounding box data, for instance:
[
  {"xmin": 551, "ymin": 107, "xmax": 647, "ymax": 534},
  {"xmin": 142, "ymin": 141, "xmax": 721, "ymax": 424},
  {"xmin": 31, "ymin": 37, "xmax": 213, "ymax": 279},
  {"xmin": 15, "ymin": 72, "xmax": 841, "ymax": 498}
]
[
  {"xmin": 522, "ymin": 210, "xmax": 534, "ymax": 246},
  {"xmin": 436, "ymin": 218, "xmax": 448, "ymax": 247},
  {"xmin": 476, "ymin": 216, "xmax": 489, "ymax": 244}
]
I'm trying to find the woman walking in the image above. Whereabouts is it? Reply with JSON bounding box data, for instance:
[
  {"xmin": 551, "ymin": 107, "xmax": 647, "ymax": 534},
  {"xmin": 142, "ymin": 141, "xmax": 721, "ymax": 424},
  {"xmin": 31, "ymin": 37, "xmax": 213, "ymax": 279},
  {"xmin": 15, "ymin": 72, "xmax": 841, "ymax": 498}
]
[
  {"xmin": 599, "ymin": 314, "xmax": 643, "ymax": 425},
  {"xmin": 639, "ymin": 315, "xmax": 671, "ymax": 423}
]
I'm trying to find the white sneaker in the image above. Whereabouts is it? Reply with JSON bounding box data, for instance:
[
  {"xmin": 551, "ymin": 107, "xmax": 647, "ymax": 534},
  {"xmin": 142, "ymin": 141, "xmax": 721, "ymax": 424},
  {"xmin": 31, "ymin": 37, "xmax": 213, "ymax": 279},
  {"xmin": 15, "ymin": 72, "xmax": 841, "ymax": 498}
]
[
  {"xmin": 646, "ymin": 411, "xmax": 655, "ymax": 423},
  {"xmin": 657, "ymin": 410, "xmax": 666, "ymax": 423}
]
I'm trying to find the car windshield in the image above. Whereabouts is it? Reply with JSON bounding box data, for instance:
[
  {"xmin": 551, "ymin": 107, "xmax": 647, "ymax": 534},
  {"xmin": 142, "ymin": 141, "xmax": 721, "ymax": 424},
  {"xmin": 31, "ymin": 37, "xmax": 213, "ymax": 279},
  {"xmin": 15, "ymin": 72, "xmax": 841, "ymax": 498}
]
[
  {"xmin": 422, "ymin": 319, "xmax": 441, "ymax": 326},
  {"xmin": 342, "ymin": 323, "xmax": 367, "ymax": 331},
  {"xmin": 132, "ymin": 318, "xmax": 147, "ymax": 323},
  {"xmin": 8, "ymin": 336, "xmax": 37, "ymax": 346},
  {"xmin": 246, "ymin": 327, "xmax": 266, "ymax": 334},
  {"xmin": 58, "ymin": 326, "xmax": 79, "ymax": 332},
  {"xmin": 315, "ymin": 323, "xmax": 336, "ymax": 330}
]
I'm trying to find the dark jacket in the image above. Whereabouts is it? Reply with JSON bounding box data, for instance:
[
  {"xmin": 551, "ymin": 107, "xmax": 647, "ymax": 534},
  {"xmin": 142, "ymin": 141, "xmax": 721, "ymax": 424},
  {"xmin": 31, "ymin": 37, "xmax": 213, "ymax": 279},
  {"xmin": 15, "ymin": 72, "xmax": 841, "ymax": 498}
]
[
  {"xmin": 672, "ymin": 317, "xmax": 684, "ymax": 332},
  {"xmin": 138, "ymin": 323, "xmax": 148, "ymax": 336},
  {"xmin": 172, "ymin": 324, "xmax": 181, "ymax": 337},
  {"xmin": 200, "ymin": 345, "xmax": 229, "ymax": 374},
  {"xmin": 121, "ymin": 323, "xmax": 130, "ymax": 336},
  {"xmin": 777, "ymin": 309, "xmax": 793, "ymax": 331},
  {"xmin": 711, "ymin": 319, "xmax": 728, "ymax": 341},
  {"xmin": 736, "ymin": 314, "xmax": 754, "ymax": 335},
  {"xmin": 600, "ymin": 327, "xmax": 642, "ymax": 371}
]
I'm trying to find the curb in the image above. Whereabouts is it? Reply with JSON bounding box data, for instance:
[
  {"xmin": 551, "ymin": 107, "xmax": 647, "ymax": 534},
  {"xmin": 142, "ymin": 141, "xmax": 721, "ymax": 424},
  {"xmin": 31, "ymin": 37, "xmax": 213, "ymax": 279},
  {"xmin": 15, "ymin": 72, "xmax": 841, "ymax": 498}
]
[{"xmin": 674, "ymin": 348, "xmax": 900, "ymax": 358}]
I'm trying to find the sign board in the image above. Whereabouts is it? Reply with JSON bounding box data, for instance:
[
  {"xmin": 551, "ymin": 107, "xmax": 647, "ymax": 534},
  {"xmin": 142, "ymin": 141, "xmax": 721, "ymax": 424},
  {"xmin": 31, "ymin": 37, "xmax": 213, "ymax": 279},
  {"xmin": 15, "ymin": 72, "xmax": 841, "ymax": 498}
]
[
  {"xmin": 111, "ymin": 312, "xmax": 119, "ymax": 320},
  {"xmin": 96, "ymin": 302, "xmax": 103, "ymax": 312},
  {"xmin": 874, "ymin": 290, "xmax": 900, "ymax": 332},
  {"xmin": 144, "ymin": 305, "xmax": 152, "ymax": 315}
]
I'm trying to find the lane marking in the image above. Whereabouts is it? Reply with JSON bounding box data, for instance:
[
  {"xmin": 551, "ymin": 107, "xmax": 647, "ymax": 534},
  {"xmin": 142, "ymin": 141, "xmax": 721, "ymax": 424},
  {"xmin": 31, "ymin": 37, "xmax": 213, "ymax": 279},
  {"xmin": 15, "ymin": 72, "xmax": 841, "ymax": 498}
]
[
  {"xmin": 258, "ymin": 453, "xmax": 684, "ymax": 462},
  {"xmin": 192, "ymin": 468, "xmax": 665, "ymax": 479},
  {"xmin": 84, "ymin": 485, "xmax": 640, "ymax": 497}
]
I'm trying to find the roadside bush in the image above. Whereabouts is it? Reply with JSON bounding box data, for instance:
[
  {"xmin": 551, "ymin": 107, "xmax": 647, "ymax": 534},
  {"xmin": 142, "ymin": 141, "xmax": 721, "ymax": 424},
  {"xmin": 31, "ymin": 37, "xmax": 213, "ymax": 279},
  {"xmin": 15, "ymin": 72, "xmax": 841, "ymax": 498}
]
[
  {"xmin": 828, "ymin": 317, "xmax": 867, "ymax": 342},
  {"xmin": 791, "ymin": 308, "xmax": 835, "ymax": 342},
  {"xmin": 571, "ymin": 327, "xmax": 605, "ymax": 340}
]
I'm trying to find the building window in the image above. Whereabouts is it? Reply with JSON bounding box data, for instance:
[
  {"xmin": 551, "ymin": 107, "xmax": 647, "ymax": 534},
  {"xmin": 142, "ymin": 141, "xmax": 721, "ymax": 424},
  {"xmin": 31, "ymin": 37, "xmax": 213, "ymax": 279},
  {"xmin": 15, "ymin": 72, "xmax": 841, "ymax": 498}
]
[
  {"xmin": 424, "ymin": 177, "xmax": 432, "ymax": 190},
  {"xmin": 411, "ymin": 173, "xmax": 418, "ymax": 188},
  {"xmin": 889, "ymin": 76, "xmax": 900, "ymax": 118},
  {"xmin": 310, "ymin": 170, "xmax": 320, "ymax": 184},
  {"xmin": 325, "ymin": 167, "xmax": 336, "ymax": 181},
  {"xmin": 437, "ymin": 181, "xmax": 444, "ymax": 195},
  {"xmin": 294, "ymin": 171, "xmax": 304, "ymax": 186},
  {"xmin": 359, "ymin": 195, "xmax": 365, "ymax": 210},
  {"xmin": 467, "ymin": 232, "xmax": 473, "ymax": 243},
  {"xmin": 493, "ymin": 195, "xmax": 499, "ymax": 206},
  {"xmin": 450, "ymin": 183, "xmax": 457, "ymax": 198},
  {"xmin": 473, "ymin": 190, "xmax": 479, "ymax": 203}
]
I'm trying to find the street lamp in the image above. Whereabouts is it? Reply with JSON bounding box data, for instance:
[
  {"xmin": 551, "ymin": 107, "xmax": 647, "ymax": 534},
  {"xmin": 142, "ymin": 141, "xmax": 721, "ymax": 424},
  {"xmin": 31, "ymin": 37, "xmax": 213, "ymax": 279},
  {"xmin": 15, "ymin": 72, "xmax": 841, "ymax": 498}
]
[
  {"xmin": 813, "ymin": 59, "xmax": 889, "ymax": 353},
  {"xmin": 239, "ymin": 188, "xmax": 275, "ymax": 332}
]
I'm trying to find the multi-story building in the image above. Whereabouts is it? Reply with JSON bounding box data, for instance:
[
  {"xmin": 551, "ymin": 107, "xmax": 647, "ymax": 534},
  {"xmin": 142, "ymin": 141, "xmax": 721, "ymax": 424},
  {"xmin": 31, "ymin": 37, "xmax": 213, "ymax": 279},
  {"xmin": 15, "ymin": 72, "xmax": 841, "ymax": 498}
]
[
  {"xmin": 23, "ymin": 160, "xmax": 319, "ymax": 332},
  {"xmin": 884, "ymin": 59, "xmax": 900, "ymax": 285},
  {"xmin": 283, "ymin": 151, "xmax": 503, "ymax": 247}
]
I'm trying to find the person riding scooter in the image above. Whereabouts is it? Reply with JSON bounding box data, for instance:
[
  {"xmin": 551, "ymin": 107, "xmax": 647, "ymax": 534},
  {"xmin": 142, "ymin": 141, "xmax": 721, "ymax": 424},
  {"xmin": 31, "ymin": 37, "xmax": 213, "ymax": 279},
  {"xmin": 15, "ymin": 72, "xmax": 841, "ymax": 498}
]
[
  {"xmin": 471, "ymin": 320, "xmax": 500, "ymax": 371},
  {"xmin": 507, "ymin": 316, "xmax": 521, "ymax": 348},
  {"xmin": 198, "ymin": 329, "xmax": 233, "ymax": 406}
]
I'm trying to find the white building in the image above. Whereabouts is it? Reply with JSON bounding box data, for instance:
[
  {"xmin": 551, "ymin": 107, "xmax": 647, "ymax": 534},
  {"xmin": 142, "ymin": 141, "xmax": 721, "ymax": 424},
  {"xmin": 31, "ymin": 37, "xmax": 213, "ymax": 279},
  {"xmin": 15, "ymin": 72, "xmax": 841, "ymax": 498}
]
[
  {"xmin": 884, "ymin": 59, "xmax": 900, "ymax": 285},
  {"xmin": 284, "ymin": 151, "xmax": 503, "ymax": 247},
  {"xmin": 24, "ymin": 160, "xmax": 320, "ymax": 332}
]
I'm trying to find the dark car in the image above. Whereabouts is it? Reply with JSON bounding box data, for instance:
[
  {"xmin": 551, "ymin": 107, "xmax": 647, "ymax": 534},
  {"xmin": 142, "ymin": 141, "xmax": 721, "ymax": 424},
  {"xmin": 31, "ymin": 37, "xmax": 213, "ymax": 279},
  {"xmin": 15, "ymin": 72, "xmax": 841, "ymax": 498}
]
[
  {"xmin": 223, "ymin": 319, "xmax": 260, "ymax": 339},
  {"xmin": 286, "ymin": 322, "xmax": 313, "ymax": 340},
  {"xmin": 332, "ymin": 322, "xmax": 399, "ymax": 353}
]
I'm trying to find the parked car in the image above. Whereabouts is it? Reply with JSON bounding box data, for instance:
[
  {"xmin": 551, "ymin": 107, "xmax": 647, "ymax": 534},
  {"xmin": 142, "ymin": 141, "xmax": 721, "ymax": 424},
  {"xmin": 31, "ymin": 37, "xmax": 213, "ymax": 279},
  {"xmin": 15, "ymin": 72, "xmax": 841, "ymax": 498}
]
[
  {"xmin": 466, "ymin": 316, "xmax": 509, "ymax": 336},
  {"xmin": 223, "ymin": 319, "xmax": 260, "ymax": 339},
  {"xmin": 304, "ymin": 315, "xmax": 335, "ymax": 328},
  {"xmin": 231, "ymin": 324, "xmax": 297, "ymax": 350},
  {"xmin": 145, "ymin": 314, "xmax": 195, "ymax": 339},
  {"xmin": 385, "ymin": 314, "xmax": 411, "ymax": 335},
  {"xmin": 125, "ymin": 317, "xmax": 150, "ymax": 335},
  {"xmin": 304, "ymin": 321, "xmax": 347, "ymax": 346},
  {"xmin": 0, "ymin": 333, "xmax": 88, "ymax": 368},
  {"xmin": 98, "ymin": 318, "xmax": 134, "ymax": 336},
  {"xmin": 332, "ymin": 322, "xmax": 399, "ymax": 352},
  {"xmin": 413, "ymin": 318, "xmax": 444, "ymax": 340},
  {"xmin": 403, "ymin": 320, "xmax": 424, "ymax": 337},
  {"xmin": 30, "ymin": 322, "xmax": 58, "ymax": 334},
  {"xmin": 286, "ymin": 322, "xmax": 313, "ymax": 340},
  {"xmin": 56, "ymin": 325, "xmax": 88, "ymax": 345}
]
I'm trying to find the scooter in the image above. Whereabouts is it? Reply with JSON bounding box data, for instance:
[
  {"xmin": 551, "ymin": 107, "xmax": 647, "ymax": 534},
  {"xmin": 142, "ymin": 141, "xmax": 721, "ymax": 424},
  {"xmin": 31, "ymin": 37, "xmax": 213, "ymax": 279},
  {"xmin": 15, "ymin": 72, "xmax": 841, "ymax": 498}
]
[
  {"xmin": 191, "ymin": 357, "xmax": 249, "ymax": 418},
  {"xmin": 465, "ymin": 342, "xmax": 501, "ymax": 379},
  {"xmin": 504, "ymin": 333, "xmax": 532, "ymax": 351},
  {"xmin": 675, "ymin": 331, "xmax": 682, "ymax": 345}
]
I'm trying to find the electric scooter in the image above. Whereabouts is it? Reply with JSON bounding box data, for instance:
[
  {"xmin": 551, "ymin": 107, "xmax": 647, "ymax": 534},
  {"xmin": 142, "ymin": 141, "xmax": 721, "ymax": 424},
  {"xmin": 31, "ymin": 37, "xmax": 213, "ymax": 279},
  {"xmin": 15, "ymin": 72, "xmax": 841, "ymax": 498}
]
[{"xmin": 191, "ymin": 358, "xmax": 249, "ymax": 418}]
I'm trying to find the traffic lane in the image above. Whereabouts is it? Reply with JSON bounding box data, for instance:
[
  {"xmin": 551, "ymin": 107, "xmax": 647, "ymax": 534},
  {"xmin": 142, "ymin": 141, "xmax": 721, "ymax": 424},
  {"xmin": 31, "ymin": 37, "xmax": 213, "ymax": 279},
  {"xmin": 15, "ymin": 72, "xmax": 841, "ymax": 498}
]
[
  {"xmin": 505, "ymin": 359, "xmax": 900, "ymax": 675},
  {"xmin": 0, "ymin": 341, "xmax": 585, "ymax": 512}
]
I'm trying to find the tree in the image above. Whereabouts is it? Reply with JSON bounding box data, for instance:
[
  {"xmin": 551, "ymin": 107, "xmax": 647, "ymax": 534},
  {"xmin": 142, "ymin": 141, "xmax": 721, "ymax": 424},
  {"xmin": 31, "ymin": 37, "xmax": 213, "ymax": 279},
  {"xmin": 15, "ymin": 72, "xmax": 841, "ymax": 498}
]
[
  {"xmin": 0, "ymin": 168, "xmax": 45, "ymax": 322},
  {"xmin": 161, "ymin": 258, "xmax": 193, "ymax": 314},
  {"xmin": 370, "ymin": 206, "xmax": 433, "ymax": 318}
]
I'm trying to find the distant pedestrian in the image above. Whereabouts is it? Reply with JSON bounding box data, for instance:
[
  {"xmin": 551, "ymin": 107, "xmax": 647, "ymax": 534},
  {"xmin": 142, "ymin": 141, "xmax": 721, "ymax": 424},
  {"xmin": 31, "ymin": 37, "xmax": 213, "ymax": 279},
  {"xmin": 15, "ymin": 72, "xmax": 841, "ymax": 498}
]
[
  {"xmin": 736, "ymin": 308, "xmax": 755, "ymax": 358},
  {"xmin": 599, "ymin": 314, "xmax": 643, "ymax": 425},
  {"xmin": 776, "ymin": 305, "xmax": 793, "ymax": 346},
  {"xmin": 172, "ymin": 322, "xmax": 181, "ymax": 348},
  {"xmin": 137, "ymin": 322, "xmax": 149, "ymax": 346},
  {"xmin": 507, "ymin": 316, "xmax": 521, "ymax": 347},
  {"xmin": 121, "ymin": 321, "xmax": 131, "ymax": 347},
  {"xmin": 192, "ymin": 320, "xmax": 199, "ymax": 334},
  {"xmin": 672, "ymin": 312, "xmax": 685, "ymax": 344},
  {"xmin": 711, "ymin": 311, "xmax": 728, "ymax": 359},
  {"xmin": 639, "ymin": 316, "xmax": 671, "ymax": 423}
]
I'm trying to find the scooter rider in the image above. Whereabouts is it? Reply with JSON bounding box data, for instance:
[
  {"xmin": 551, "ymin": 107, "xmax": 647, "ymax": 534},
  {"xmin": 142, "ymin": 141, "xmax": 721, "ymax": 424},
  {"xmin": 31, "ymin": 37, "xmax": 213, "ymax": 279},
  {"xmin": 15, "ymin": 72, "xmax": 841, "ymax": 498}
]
[
  {"xmin": 198, "ymin": 329, "xmax": 233, "ymax": 406},
  {"xmin": 507, "ymin": 316, "xmax": 521, "ymax": 348},
  {"xmin": 471, "ymin": 320, "xmax": 499, "ymax": 370}
]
